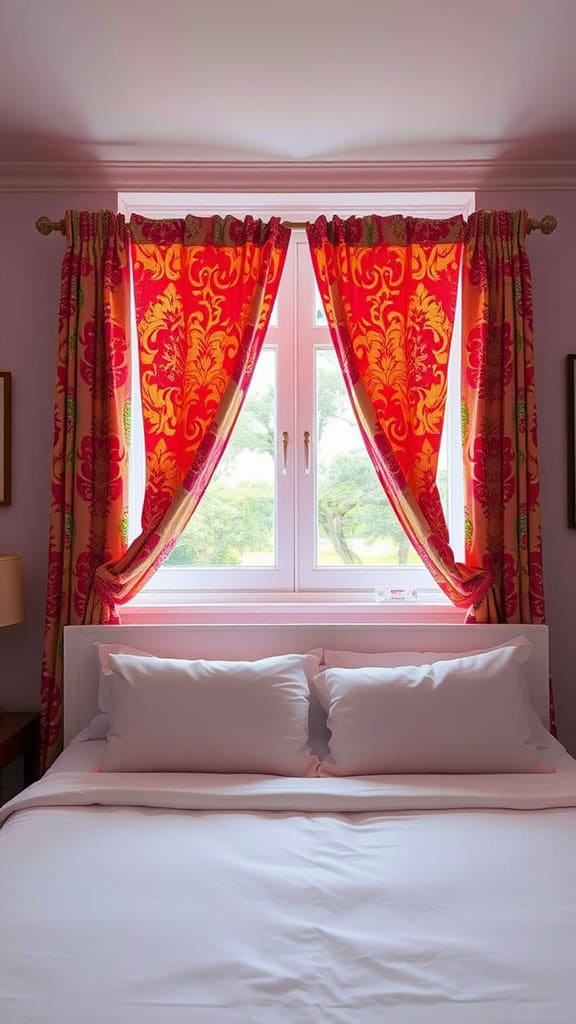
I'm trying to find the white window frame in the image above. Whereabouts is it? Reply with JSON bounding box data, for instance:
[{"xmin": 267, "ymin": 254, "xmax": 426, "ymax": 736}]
[{"xmin": 120, "ymin": 191, "xmax": 474, "ymax": 603}]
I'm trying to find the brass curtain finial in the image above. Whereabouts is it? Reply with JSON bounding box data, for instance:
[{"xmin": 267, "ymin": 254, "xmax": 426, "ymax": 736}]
[
  {"xmin": 527, "ymin": 214, "xmax": 558, "ymax": 235},
  {"xmin": 35, "ymin": 216, "xmax": 66, "ymax": 236}
]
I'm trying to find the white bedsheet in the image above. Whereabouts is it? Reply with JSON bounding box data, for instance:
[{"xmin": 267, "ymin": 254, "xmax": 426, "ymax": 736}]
[{"xmin": 2, "ymin": 747, "xmax": 576, "ymax": 1023}]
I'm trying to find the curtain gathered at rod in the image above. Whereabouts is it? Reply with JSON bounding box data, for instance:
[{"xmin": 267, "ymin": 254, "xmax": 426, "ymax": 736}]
[
  {"xmin": 461, "ymin": 210, "xmax": 545, "ymax": 627},
  {"xmin": 86, "ymin": 212, "xmax": 291, "ymax": 621},
  {"xmin": 35, "ymin": 212, "xmax": 559, "ymax": 239},
  {"xmin": 306, "ymin": 210, "xmax": 547, "ymax": 632},
  {"xmin": 306, "ymin": 213, "xmax": 491, "ymax": 611},
  {"xmin": 40, "ymin": 210, "xmax": 131, "ymax": 769}
]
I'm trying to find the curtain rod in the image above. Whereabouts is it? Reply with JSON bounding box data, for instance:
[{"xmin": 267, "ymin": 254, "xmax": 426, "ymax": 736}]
[{"xmin": 35, "ymin": 213, "xmax": 559, "ymax": 237}]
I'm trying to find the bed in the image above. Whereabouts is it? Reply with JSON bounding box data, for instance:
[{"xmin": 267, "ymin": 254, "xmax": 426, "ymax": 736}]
[{"xmin": 1, "ymin": 622, "xmax": 576, "ymax": 1024}]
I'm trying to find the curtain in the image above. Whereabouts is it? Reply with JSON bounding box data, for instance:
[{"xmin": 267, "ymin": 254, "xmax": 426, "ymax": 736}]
[
  {"xmin": 41, "ymin": 211, "xmax": 130, "ymax": 770},
  {"xmin": 307, "ymin": 214, "xmax": 490, "ymax": 609},
  {"xmin": 90, "ymin": 214, "xmax": 290, "ymax": 617},
  {"xmin": 461, "ymin": 210, "xmax": 545, "ymax": 626}
]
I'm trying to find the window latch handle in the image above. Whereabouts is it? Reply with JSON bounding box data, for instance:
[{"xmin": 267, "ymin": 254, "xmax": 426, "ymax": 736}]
[
  {"xmin": 303, "ymin": 430, "xmax": 311, "ymax": 474},
  {"xmin": 281, "ymin": 431, "xmax": 289, "ymax": 475}
]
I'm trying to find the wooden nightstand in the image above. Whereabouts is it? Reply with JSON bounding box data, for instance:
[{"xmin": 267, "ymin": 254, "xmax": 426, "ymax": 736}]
[{"xmin": 0, "ymin": 712, "xmax": 40, "ymax": 789}]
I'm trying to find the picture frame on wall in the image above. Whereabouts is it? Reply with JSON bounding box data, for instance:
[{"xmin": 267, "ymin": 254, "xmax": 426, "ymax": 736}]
[
  {"xmin": 568, "ymin": 355, "xmax": 576, "ymax": 528},
  {"xmin": 0, "ymin": 371, "xmax": 11, "ymax": 506}
]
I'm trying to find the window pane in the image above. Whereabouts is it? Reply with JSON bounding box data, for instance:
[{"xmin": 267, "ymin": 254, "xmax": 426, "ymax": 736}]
[
  {"xmin": 314, "ymin": 286, "xmax": 327, "ymax": 327},
  {"xmin": 165, "ymin": 350, "xmax": 277, "ymax": 568},
  {"xmin": 315, "ymin": 349, "xmax": 423, "ymax": 568},
  {"xmin": 268, "ymin": 300, "xmax": 279, "ymax": 328}
]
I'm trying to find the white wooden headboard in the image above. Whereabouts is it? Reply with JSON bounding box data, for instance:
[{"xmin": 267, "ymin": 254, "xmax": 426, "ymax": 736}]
[{"xmin": 63, "ymin": 623, "xmax": 549, "ymax": 744}]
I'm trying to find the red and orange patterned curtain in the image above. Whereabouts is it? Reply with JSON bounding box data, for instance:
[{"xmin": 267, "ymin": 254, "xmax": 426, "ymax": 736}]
[
  {"xmin": 307, "ymin": 215, "xmax": 490, "ymax": 609},
  {"xmin": 461, "ymin": 210, "xmax": 545, "ymax": 625},
  {"xmin": 90, "ymin": 214, "xmax": 290, "ymax": 616},
  {"xmin": 41, "ymin": 211, "xmax": 130, "ymax": 769}
]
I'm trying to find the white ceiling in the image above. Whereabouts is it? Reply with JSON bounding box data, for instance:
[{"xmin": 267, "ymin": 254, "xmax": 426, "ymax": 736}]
[{"xmin": 1, "ymin": 0, "xmax": 575, "ymax": 166}]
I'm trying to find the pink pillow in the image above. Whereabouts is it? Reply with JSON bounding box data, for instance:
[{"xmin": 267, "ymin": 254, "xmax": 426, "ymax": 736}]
[
  {"xmin": 314, "ymin": 644, "xmax": 545, "ymax": 775},
  {"xmin": 103, "ymin": 651, "xmax": 320, "ymax": 775},
  {"xmin": 323, "ymin": 636, "xmax": 531, "ymax": 670}
]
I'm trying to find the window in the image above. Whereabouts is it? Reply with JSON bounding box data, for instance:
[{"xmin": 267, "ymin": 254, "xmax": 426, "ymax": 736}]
[{"xmin": 123, "ymin": 192, "xmax": 474, "ymax": 602}]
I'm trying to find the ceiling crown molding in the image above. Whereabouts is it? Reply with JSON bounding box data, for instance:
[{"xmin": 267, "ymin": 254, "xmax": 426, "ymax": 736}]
[{"xmin": 1, "ymin": 158, "xmax": 576, "ymax": 194}]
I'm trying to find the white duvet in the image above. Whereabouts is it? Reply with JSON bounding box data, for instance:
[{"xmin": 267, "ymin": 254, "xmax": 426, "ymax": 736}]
[{"xmin": 1, "ymin": 739, "xmax": 576, "ymax": 1024}]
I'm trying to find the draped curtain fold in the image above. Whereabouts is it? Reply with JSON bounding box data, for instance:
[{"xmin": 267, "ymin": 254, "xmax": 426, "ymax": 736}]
[
  {"xmin": 461, "ymin": 210, "xmax": 545, "ymax": 626},
  {"xmin": 41, "ymin": 211, "xmax": 131, "ymax": 769},
  {"xmin": 89, "ymin": 213, "xmax": 290, "ymax": 619},
  {"xmin": 306, "ymin": 214, "xmax": 490, "ymax": 609}
]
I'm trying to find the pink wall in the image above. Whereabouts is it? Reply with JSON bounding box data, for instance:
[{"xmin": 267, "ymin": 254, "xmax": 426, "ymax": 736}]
[{"xmin": 1, "ymin": 188, "xmax": 575, "ymax": 751}]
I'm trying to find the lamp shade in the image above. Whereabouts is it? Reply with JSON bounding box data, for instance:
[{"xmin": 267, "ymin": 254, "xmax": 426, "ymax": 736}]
[{"xmin": 0, "ymin": 554, "xmax": 24, "ymax": 626}]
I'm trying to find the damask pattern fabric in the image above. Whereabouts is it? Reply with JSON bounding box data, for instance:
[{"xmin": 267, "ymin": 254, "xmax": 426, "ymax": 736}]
[
  {"xmin": 40, "ymin": 211, "xmax": 130, "ymax": 769},
  {"xmin": 307, "ymin": 215, "xmax": 490, "ymax": 608},
  {"xmin": 92, "ymin": 214, "xmax": 290, "ymax": 614},
  {"xmin": 461, "ymin": 210, "xmax": 545, "ymax": 626}
]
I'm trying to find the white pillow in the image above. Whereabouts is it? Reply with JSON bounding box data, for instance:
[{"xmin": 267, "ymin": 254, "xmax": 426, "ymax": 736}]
[
  {"xmin": 84, "ymin": 712, "xmax": 110, "ymax": 741},
  {"xmin": 97, "ymin": 643, "xmax": 158, "ymax": 712},
  {"xmin": 323, "ymin": 636, "xmax": 548, "ymax": 735},
  {"xmin": 103, "ymin": 651, "xmax": 320, "ymax": 775},
  {"xmin": 86, "ymin": 645, "xmax": 326, "ymax": 745},
  {"xmin": 82, "ymin": 644, "xmax": 159, "ymax": 739},
  {"xmin": 314, "ymin": 644, "xmax": 545, "ymax": 775}
]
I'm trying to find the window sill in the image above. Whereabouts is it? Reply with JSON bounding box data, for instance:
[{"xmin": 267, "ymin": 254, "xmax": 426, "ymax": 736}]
[{"xmin": 119, "ymin": 594, "xmax": 467, "ymax": 626}]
